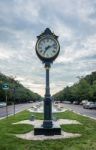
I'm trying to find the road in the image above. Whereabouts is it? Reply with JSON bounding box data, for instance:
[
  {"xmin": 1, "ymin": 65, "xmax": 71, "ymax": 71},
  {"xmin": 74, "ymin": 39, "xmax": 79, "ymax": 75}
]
[
  {"xmin": 0, "ymin": 103, "xmax": 33, "ymax": 118},
  {"xmin": 63, "ymin": 103, "xmax": 96, "ymax": 119},
  {"xmin": 0, "ymin": 103, "xmax": 96, "ymax": 119}
]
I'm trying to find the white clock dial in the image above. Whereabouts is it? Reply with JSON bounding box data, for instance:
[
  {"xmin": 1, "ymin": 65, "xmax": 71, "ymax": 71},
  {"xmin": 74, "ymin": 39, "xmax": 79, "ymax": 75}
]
[{"xmin": 36, "ymin": 36, "xmax": 59, "ymax": 59}]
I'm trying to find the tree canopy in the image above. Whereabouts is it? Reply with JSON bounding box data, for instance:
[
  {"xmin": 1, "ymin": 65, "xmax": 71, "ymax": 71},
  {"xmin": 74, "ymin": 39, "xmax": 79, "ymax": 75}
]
[
  {"xmin": 53, "ymin": 71, "xmax": 96, "ymax": 103},
  {"xmin": 0, "ymin": 73, "xmax": 41, "ymax": 104}
]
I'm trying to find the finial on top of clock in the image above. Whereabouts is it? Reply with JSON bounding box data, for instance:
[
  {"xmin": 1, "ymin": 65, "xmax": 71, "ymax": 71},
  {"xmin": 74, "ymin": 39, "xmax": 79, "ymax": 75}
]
[
  {"xmin": 44, "ymin": 28, "xmax": 51, "ymax": 34},
  {"xmin": 37, "ymin": 28, "xmax": 58, "ymax": 39}
]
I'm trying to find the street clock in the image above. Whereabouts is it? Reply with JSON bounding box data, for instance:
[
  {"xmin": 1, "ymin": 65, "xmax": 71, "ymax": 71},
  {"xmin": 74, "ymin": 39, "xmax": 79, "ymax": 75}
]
[
  {"xmin": 34, "ymin": 28, "xmax": 61, "ymax": 135},
  {"xmin": 35, "ymin": 28, "xmax": 60, "ymax": 63}
]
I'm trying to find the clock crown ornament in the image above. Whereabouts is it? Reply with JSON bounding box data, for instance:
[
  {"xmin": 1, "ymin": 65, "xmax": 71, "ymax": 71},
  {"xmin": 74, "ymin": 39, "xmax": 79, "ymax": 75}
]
[{"xmin": 37, "ymin": 28, "xmax": 58, "ymax": 39}]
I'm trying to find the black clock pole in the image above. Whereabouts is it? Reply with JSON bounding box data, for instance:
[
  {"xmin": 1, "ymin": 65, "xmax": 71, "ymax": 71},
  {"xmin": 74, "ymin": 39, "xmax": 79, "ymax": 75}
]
[
  {"xmin": 43, "ymin": 63, "xmax": 52, "ymax": 128},
  {"xmin": 34, "ymin": 28, "xmax": 61, "ymax": 135}
]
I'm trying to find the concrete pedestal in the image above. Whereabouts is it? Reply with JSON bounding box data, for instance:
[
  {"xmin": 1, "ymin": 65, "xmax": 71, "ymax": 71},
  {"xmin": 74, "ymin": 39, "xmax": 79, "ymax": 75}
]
[{"xmin": 34, "ymin": 121, "xmax": 61, "ymax": 135}]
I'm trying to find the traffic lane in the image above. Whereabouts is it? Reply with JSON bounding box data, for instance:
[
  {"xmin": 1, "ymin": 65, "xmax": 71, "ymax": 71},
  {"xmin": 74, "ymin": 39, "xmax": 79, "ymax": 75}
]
[
  {"xmin": 63, "ymin": 103, "xmax": 96, "ymax": 119},
  {"xmin": 0, "ymin": 103, "xmax": 33, "ymax": 118},
  {"xmin": 0, "ymin": 107, "xmax": 7, "ymax": 117}
]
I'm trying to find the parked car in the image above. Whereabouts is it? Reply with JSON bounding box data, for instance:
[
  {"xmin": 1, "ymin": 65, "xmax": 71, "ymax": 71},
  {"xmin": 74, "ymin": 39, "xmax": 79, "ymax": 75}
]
[
  {"xmin": 83, "ymin": 102, "xmax": 96, "ymax": 109},
  {"xmin": 54, "ymin": 101, "xmax": 60, "ymax": 104},
  {"xmin": 0, "ymin": 102, "xmax": 7, "ymax": 107},
  {"xmin": 63, "ymin": 101, "xmax": 71, "ymax": 104},
  {"xmin": 80, "ymin": 100, "xmax": 88, "ymax": 105},
  {"xmin": 73, "ymin": 101, "xmax": 79, "ymax": 105}
]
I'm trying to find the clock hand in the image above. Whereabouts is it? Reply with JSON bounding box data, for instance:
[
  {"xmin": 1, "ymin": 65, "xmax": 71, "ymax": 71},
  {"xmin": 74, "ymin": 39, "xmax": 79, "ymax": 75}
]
[
  {"xmin": 46, "ymin": 44, "xmax": 56, "ymax": 50},
  {"xmin": 43, "ymin": 45, "xmax": 51, "ymax": 54},
  {"xmin": 45, "ymin": 45, "xmax": 51, "ymax": 50}
]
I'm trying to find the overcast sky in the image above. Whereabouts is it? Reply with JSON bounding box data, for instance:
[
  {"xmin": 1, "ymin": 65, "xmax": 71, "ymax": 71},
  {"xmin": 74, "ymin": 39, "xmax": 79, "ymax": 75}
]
[{"xmin": 0, "ymin": 0, "xmax": 96, "ymax": 96}]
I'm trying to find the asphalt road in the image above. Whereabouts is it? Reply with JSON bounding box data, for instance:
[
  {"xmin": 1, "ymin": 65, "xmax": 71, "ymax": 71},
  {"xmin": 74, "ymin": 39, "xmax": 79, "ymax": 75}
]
[
  {"xmin": 63, "ymin": 103, "xmax": 96, "ymax": 119},
  {"xmin": 0, "ymin": 103, "xmax": 33, "ymax": 118},
  {"xmin": 0, "ymin": 103, "xmax": 96, "ymax": 119}
]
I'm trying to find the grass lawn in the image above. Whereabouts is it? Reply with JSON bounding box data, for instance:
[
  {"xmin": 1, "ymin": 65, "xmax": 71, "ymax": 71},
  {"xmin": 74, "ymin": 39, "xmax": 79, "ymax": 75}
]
[{"xmin": 0, "ymin": 110, "xmax": 96, "ymax": 150}]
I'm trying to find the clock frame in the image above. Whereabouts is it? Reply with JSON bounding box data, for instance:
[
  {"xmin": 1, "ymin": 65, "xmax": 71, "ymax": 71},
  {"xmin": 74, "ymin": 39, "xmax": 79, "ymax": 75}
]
[{"xmin": 35, "ymin": 28, "xmax": 60, "ymax": 63}]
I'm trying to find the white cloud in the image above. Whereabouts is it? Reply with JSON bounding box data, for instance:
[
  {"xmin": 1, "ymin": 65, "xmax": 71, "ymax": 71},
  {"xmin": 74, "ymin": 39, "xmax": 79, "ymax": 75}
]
[
  {"xmin": 0, "ymin": 45, "xmax": 15, "ymax": 60},
  {"xmin": 0, "ymin": 0, "xmax": 96, "ymax": 96},
  {"xmin": 0, "ymin": 0, "xmax": 40, "ymax": 24},
  {"xmin": 53, "ymin": 21, "xmax": 73, "ymax": 41},
  {"xmin": 56, "ymin": 34, "xmax": 96, "ymax": 63},
  {"xmin": 21, "ymin": 80, "xmax": 45, "ymax": 96}
]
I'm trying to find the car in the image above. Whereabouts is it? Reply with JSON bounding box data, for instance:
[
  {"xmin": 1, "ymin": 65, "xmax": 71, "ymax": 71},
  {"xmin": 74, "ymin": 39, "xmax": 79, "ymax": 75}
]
[
  {"xmin": 54, "ymin": 101, "xmax": 60, "ymax": 104},
  {"xmin": 83, "ymin": 102, "xmax": 96, "ymax": 109},
  {"xmin": 73, "ymin": 101, "xmax": 79, "ymax": 105},
  {"xmin": 0, "ymin": 102, "xmax": 7, "ymax": 107},
  {"xmin": 63, "ymin": 101, "xmax": 71, "ymax": 104},
  {"xmin": 80, "ymin": 100, "xmax": 88, "ymax": 105},
  {"xmin": 28, "ymin": 101, "xmax": 33, "ymax": 103}
]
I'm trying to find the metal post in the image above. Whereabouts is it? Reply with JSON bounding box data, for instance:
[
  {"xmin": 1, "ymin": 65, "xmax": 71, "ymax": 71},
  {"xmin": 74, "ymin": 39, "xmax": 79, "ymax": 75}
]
[
  {"xmin": 45, "ymin": 67, "xmax": 50, "ymax": 96},
  {"xmin": 43, "ymin": 63, "xmax": 52, "ymax": 128},
  {"xmin": 13, "ymin": 88, "xmax": 15, "ymax": 115},
  {"xmin": 5, "ymin": 91, "xmax": 8, "ymax": 118}
]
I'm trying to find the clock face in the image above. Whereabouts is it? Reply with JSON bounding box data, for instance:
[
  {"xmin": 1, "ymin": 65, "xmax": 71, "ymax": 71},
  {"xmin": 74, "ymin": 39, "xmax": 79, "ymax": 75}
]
[{"xmin": 36, "ymin": 36, "xmax": 60, "ymax": 60}]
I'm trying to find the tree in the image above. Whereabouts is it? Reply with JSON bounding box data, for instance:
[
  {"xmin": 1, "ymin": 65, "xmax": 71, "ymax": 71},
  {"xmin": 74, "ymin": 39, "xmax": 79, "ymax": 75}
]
[
  {"xmin": 0, "ymin": 73, "xmax": 41, "ymax": 104},
  {"xmin": 53, "ymin": 71, "xmax": 96, "ymax": 102},
  {"xmin": 91, "ymin": 80, "xmax": 96, "ymax": 101}
]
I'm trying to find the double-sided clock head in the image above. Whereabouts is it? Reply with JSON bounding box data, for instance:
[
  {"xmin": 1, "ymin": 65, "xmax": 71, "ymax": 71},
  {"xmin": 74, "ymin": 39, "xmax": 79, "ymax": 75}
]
[{"xmin": 35, "ymin": 35, "xmax": 60, "ymax": 62}]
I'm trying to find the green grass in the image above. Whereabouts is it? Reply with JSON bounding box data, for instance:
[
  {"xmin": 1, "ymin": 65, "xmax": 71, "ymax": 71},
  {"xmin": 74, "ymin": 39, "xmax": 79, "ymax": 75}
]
[{"xmin": 0, "ymin": 110, "xmax": 96, "ymax": 150}]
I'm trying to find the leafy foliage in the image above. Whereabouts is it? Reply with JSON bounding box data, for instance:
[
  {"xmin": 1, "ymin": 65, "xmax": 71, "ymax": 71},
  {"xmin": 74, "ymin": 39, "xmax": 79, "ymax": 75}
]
[
  {"xmin": 53, "ymin": 71, "xmax": 96, "ymax": 102},
  {"xmin": 0, "ymin": 73, "xmax": 41, "ymax": 104}
]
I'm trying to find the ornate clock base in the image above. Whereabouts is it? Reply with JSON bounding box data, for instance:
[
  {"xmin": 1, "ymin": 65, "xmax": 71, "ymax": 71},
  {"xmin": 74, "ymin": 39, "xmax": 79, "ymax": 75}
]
[{"xmin": 34, "ymin": 122, "xmax": 61, "ymax": 135}]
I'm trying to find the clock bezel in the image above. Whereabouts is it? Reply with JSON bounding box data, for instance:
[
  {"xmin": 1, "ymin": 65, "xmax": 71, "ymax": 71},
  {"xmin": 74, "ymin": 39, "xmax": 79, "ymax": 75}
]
[{"xmin": 35, "ymin": 35, "xmax": 60, "ymax": 62}]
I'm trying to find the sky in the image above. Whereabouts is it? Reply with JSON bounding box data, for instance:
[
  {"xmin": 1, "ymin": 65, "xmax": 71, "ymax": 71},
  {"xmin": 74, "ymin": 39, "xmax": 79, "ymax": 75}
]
[{"xmin": 0, "ymin": 0, "xmax": 96, "ymax": 96}]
